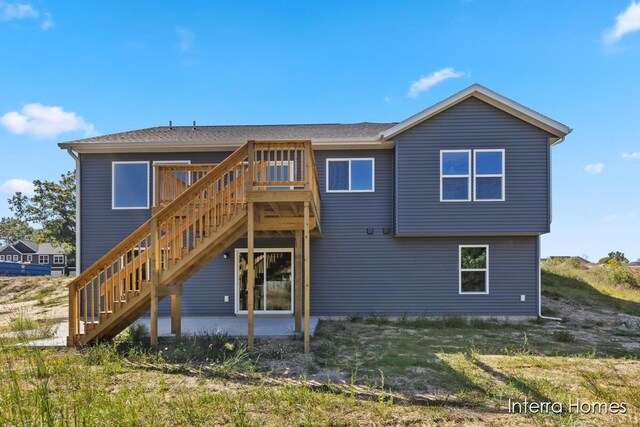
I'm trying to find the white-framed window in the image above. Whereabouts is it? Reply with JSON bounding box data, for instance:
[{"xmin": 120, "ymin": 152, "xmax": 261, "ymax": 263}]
[
  {"xmin": 53, "ymin": 254, "xmax": 64, "ymax": 264},
  {"xmin": 0, "ymin": 255, "xmax": 4, "ymax": 261},
  {"xmin": 459, "ymin": 245, "xmax": 489, "ymax": 294},
  {"xmin": 234, "ymin": 248, "xmax": 294, "ymax": 314},
  {"xmin": 13, "ymin": 255, "xmax": 18, "ymax": 262},
  {"xmin": 39, "ymin": 255, "xmax": 49, "ymax": 264},
  {"xmin": 326, "ymin": 158, "xmax": 374, "ymax": 192},
  {"xmin": 440, "ymin": 150, "xmax": 471, "ymax": 201},
  {"xmin": 112, "ymin": 161, "xmax": 150, "ymax": 209},
  {"xmin": 27, "ymin": 255, "xmax": 32, "ymax": 262},
  {"xmin": 152, "ymin": 160, "xmax": 191, "ymax": 206},
  {"xmin": 474, "ymin": 149, "xmax": 505, "ymax": 201}
]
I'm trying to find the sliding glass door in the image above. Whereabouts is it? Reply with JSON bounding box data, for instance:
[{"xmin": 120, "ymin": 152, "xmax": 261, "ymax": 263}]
[{"xmin": 236, "ymin": 249, "xmax": 293, "ymax": 313}]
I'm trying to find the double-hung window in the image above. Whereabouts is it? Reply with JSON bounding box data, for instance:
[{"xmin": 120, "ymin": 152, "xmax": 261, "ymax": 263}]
[
  {"xmin": 459, "ymin": 245, "xmax": 488, "ymax": 294},
  {"xmin": 440, "ymin": 150, "xmax": 471, "ymax": 201},
  {"xmin": 112, "ymin": 161, "xmax": 150, "ymax": 209},
  {"xmin": 441, "ymin": 149, "xmax": 505, "ymax": 202},
  {"xmin": 39, "ymin": 255, "xmax": 49, "ymax": 264},
  {"xmin": 27, "ymin": 255, "xmax": 32, "ymax": 262},
  {"xmin": 0, "ymin": 255, "xmax": 4, "ymax": 261},
  {"xmin": 13, "ymin": 255, "xmax": 18, "ymax": 262},
  {"xmin": 53, "ymin": 255, "xmax": 65, "ymax": 264},
  {"xmin": 474, "ymin": 150, "xmax": 505, "ymax": 201},
  {"xmin": 326, "ymin": 158, "xmax": 374, "ymax": 192}
]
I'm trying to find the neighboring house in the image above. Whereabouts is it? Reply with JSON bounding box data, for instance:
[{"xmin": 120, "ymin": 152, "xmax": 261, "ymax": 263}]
[
  {"xmin": 0, "ymin": 239, "xmax": 69, "ymax": 275},
  {"xmin": 59, "ymin": 84, "xmax": 572, "ymax": 348}
]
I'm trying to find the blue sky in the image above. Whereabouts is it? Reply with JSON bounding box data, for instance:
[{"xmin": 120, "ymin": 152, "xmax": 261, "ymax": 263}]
[{"xmin": 0, "ymin": 1, "xmax": 639, "ymax": 261}]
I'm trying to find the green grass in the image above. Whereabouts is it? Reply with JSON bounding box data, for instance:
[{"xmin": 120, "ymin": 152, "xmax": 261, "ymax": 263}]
[
  {"xmin": 542, "ymin": 262, "xmax": 640, "ymax": 316},
  {"xmin": 1, "ymin": 265, "xmax": 640, "ymax": 425}
]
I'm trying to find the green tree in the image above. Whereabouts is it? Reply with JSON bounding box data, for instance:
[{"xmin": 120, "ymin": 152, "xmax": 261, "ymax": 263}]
[
  {"xmin": 598, "ymin": 251, "xmax": 629, "ymax": 264},
  {"xmin": 0, "ymin": 217, "xmax": 34, "ymax": 245},
  {"xmin": 9, "ymin": 171, "xmax": 75, "ymax": 258}
]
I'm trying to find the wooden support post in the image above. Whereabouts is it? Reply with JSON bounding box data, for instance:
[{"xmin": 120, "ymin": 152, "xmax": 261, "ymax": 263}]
[
  {"xmin": 247, "ymin": 202, "xmax": 255, "ymax": 348},
  {"xmin": 150, "ymin": 218, "xmax": 159, "ymax": 349},
  {"xmin": 67, "ymin": 284, "xmax": 77, "ymax": 347},
  {"xmin": 294, "ymin": 230, "xmax": 302, "ymax": 332},
  {"xmin": 303, "ymin": 201, "xmax": 310, "ymax": 353},
  {"xmin": 171, "ymin": 288, "xmax": 182, "ymax": 339}
]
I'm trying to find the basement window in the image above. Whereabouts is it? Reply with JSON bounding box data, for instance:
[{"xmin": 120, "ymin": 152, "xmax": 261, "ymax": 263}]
[
  {"xmin": 326, "ymin": 158, "xmax": 374, "ymax": 192},
  {"xmin": 112, "ymin": 161, "xmax": 150, "ymax": 209},
  {"xmin": 459, "ymin": 245, "xmax": 488, "ymax": 294}
]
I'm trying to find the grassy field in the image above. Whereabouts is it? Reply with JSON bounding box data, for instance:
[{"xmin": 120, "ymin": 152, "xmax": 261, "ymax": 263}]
[{"xmin": 0, "ymin": 261, "xmax": 639, "ymax": 426}]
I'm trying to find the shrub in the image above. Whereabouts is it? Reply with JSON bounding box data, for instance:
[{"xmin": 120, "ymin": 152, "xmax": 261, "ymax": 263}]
[
  {"xmin": 596, "ymin": 265, "xmax": 638, "ymax": 288},
  {"xmin": 553, "ymin": 330, "xmax": 575, "ymax": 343}
]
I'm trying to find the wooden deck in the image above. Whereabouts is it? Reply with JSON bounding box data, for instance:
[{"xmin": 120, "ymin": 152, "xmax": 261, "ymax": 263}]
[{"xmin": 67, "ymin": 140, "xmax": 320, "ymax": 352}]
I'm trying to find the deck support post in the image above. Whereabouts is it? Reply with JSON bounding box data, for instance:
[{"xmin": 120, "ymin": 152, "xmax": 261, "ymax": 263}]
[
  {"xmin": 67, "ymin": 284, "xmax": 77, "ymax": 347},
  {"xmin": 150, "ymin": 218, "xmax": 160, "ymax": 349},
  {"xmin": 303, "ymin": 201, "xmax": 310, "ymax": 353},
  {"xmin": 294, "ymin": 230, "xmax": 302, "ymax": 332},
  {"xmin": 247, "ymin": 202, "xmax": 255, "ymax": 349},
  {"xmin": 171, "ymin": 287, "xmax": 182, "ymax": 339}
]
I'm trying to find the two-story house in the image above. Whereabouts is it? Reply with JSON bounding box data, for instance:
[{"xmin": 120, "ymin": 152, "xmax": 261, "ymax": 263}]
[
  {"xmin": 59, "ymin": 84, "xmax": 571, "ymax": 350},
  {"xmin": 0, "ymin": 239, "xmax": 69, "ymax": 275}
]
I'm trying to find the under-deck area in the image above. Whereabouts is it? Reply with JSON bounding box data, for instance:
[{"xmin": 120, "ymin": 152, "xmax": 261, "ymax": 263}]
[{"xmin": 68, "ymin": 140, "xmax": 322, "ymax": 353}]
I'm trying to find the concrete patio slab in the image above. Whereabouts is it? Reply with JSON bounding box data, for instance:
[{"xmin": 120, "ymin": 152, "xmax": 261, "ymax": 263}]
[
  {"xmin": 136, "ymin": 316, "xmax": 319, "ymax": 338},
  {"xmin": 25, "ymin": 316, "xmax": 319, "ymax": 347}
]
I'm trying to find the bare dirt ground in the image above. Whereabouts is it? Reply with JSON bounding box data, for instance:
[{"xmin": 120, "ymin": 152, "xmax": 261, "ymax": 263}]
[{"xmin": 0, "ymin": 275, "xmax": 71, "ymax": 331}]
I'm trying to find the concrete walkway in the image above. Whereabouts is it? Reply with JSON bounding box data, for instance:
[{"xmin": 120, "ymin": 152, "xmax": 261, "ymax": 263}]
[{"xmin": 26, "ymin": 316, "xmax": 319, "ymax": 347}]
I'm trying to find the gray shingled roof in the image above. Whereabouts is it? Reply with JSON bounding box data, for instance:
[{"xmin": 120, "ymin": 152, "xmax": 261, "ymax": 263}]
[
  {"xmin": 34, "ymin": 242, "xmax": 65, "ymax": 255},
  {"xmin": 60, "ymin": 123, "xmax": 396, "ymax": 147}
]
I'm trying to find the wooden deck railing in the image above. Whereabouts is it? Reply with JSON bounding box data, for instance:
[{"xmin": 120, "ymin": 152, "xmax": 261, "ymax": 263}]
[
  {"xmin": 154, "ymin": 164, "xmax": 218, "ymax": 209},
  {"xmin": 68, "ymin": 140, "xmax": 320, "ymax": 345}
]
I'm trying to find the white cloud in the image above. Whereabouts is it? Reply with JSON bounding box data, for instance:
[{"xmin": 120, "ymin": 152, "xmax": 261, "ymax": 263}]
[
  {"xmin": 0, "ymin": 2, "xmax": 37, "ymax": 21},
  {"xmin": 0, "ymin": 178, "xmax": 34, "ymax": 195},
  {"xmin": 604, "ymin": 1, "xmax": 640, "ymax": 45},
  {"xmin": 383, "ymin": 96, "xmax": 393, "ymax": 103},
  {"xmin": 407, "ymin": 68, "xmax": 466, "ymax": 98},
  {"xmin": 175, "ymin": 27, "xmax": 195, "ymax": 52},
  {"xmin": 623, "ymin": 151, "xmax": 640, "ymax": 159},
  {"xmin": 0, "ymin": 103, "xmax": 95, "ymax": 138},
  {"xmin": 602, "ymin": 213, "xmax": 619, "ymax": 222},
  {"xmin": 40, "ymin": 11, "xmax": 52, "ymax": 30},
  {"xmin": 584, "ymin": 163, "xmax": 605, "ymax": 174}
]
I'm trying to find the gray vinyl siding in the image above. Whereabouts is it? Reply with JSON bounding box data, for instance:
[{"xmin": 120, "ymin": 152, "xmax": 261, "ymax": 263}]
[
  {"xmin": 79, "ymin": 152, "xmax": 233, "ymax": 271},
  {"xmin": 80, "ymin": 147, "xmax": 539, "ymax": 317},
  {"xmin": 0, "ymin": 247, "xmax": 20, "ymax": 256},
  {"xmin": 395, "ymin": 97, "xmax": 552, "ymax": 235}
]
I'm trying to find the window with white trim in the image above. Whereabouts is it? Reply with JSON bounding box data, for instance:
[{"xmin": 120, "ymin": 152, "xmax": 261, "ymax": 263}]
[
  {"xmin": 459, "ymin": 245, "xmax": 488, "ymax": 294},
  {"xmin": 27, "ymin": 255, "xmax": 32, "ymax": 262},
  {"xmin": 112, "ymin": 161, "xmax": 150, "ymax": 209},
  {"xmin": 441, "ymin": 150, "xmax": 471, "ymax": 201},
  {"xmin": 326, "ymin": 158, "xmax": 374, "ymax": 192},
  {"xmin": 474, "ymin": 150, "xmax": 505, "ymax": 201},
  {"xmin": 53, "ymin": 254, "xmax": 64, "ymax": 264},
  {"xmin": 39, "ymin": 255, "xmax": 49, "ymax": 264},
  {"xmin": 0, "ymin": 255, "xmax": 4, "ymax": 261},
  {"xmin": 13, "ymin": 255, "xmax": 18, "ymax": 262}
]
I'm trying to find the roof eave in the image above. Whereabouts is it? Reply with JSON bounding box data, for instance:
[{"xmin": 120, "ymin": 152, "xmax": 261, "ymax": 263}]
[
  {"xmin": 380, "ymin": 84, "xmax": 572, "ymax": 142},
  {"xmin": 59, "ymin": 137, "xmax": 390, "ymax": 153}
]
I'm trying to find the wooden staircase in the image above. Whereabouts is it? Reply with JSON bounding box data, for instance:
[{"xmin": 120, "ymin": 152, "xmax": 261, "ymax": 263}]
[{"xmin": 67, "ymin": 140, "xmax": 321, "ymax": 347}]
